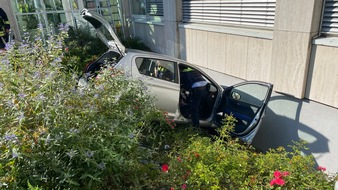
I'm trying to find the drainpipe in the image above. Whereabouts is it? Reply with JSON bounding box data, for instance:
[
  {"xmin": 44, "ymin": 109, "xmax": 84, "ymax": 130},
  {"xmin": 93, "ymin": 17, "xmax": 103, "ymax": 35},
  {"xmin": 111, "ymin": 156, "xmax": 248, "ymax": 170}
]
[
  {"xmin": 313, "ymin": 0, "xmax": 326, "ymax": 40},
  {"xmin": 304, "ymin": 0, "xmax": 326, "ymax": 96}
]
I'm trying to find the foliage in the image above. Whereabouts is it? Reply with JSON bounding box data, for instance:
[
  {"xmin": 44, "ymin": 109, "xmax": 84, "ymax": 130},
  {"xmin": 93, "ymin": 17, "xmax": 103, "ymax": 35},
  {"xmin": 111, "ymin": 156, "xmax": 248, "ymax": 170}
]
[
  {"xmin": 62, "ymin": 27, "xmax": 151, "ymax": 74},
  {"xmin": 0, "ymin": 25, "xmax": 171, "ymax": 189},
  {"xmin": 121, "ymin": 37, "xmax": 151, "ymax": 52},
  {"xmin": 153, "ymin": 116, "xmax": 337, "ymax": 189},
  {"xmin": 62, "ymin": 26, "xmax": 107, "ymax": 73}
]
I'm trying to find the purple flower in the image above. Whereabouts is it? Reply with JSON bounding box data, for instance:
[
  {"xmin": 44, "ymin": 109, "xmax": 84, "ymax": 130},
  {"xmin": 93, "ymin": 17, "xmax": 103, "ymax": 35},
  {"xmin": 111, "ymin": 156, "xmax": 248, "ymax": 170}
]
[
  {"xmin": 66, "ymin": 149, "xmax": 77, "ymax": 158},
  {"xmin": 5, "ymin": 133, "xmax": 17, "ymax": 141},
  {"xmin": 18, "ymin": 93, "xmax": 26, "ymax": 100},
  {"xmin": 1, "ymin": 59, "xmax": 10, "ymax": 65},
  {"xmin": 38, "ymin": 23, "xmax": 43, "ymax": 29},
  {"xmin": 17, "ymin": 112, "xmax": 25, "ymax": 121},
  {"xmin": 85, "ymin": 150, "xmax": 94, "ymax": 158},
  {"xmin": 12, "ymin": 152, "xmax": 18, "ymax": 158},
  {"xmin": 128, "ymin": 133, "xmax": 135, "ymax": 139},
  {"xmin": 33, "ymin": 72, "xmax": 41, "ymax": 78},
  {"xmin": 69, "ymin": 128, "xmax": 79, "ymax": 134},
  {"xmin": 6, "ymin": 100, "xmax": 14, "ymax": 107},
  {"xmin": 98, "ymin": 162, "xmax": 106, "ymax": 170},
  {"xmin": 97, "ymin": 85, "xmax": 104, "ymax": 91},
  {"xmin": 38, "ymin": 95, "xmax": 45, "ymax": 101}
]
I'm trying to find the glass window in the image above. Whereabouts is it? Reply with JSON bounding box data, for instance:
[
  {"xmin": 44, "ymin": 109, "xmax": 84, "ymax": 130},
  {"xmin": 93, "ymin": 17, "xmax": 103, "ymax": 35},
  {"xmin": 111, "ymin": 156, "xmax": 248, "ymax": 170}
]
[
  {"xmin": 136, "ymin": 57, "xmax": 177, "ymax": 83},
  {"xmin": 130, "ymin": 0, "xmax": 163, "ymax": 17},
  {"xmin": 131, "ymin": 0, "xmax": 146, "ymax": 15},
  {"xmin": 146, "ymin": 0, "xmax": 163, "ymax": 16}
]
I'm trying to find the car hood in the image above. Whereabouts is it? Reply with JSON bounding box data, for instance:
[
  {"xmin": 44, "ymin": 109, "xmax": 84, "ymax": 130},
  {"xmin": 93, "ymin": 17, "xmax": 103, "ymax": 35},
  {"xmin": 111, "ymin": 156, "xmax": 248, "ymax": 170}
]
[{"xmin": 81, "ymin": 9, "xmax": 125, "ymax": 56}]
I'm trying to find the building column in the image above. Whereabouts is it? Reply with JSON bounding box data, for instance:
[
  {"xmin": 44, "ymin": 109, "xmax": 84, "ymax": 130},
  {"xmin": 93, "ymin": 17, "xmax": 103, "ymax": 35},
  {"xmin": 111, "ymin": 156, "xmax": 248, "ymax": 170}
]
[
  {"xmin": 270, "ymin": 0, "xmax": 324, "ymax": 98},
  {"xmin": 2, "ymin": 0, "xmax": 20, "ymax": 40},
  {"xmin": 163, "ymin": 0, "xmax": 181, "ymax": 58}
]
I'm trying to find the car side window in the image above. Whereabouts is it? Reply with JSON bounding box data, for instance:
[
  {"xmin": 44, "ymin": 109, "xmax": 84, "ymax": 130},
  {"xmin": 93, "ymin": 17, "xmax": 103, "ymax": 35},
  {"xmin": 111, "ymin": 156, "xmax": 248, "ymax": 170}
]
[{"xmin": 135, "ymin": 57, "xmax": 177, "ymax": 83}]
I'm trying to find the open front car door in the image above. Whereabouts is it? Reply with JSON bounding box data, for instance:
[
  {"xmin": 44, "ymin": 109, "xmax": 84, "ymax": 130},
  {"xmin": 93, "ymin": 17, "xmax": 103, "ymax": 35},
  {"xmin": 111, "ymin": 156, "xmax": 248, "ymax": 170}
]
[{"xmin": 217, "ymin": 81, "xmax": 273, "ymax": 144}]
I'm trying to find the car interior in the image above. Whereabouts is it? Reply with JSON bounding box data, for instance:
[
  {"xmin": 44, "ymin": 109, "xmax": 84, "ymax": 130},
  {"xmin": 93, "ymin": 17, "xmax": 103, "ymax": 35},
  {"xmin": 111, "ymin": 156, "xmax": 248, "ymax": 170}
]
[
  {"xmin": 178, "ymin": 65, "xmax": 218, "ymax": 121},
  {"xmin": 218, "ymin": 84, "xmax": 268, "ymax": 134},
  {"xmin": 135, "ymin": 57, "xmax": 177, "ymax": 83}
]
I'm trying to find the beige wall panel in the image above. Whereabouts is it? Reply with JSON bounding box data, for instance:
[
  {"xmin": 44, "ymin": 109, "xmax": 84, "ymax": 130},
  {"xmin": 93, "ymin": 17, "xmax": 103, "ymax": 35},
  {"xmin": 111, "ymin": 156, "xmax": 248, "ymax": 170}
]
[
  {"xmin": 191, "ymin": 29, "xmax": 208, "ymax": 67},
  {"xmin": 134, "ymin": 23, "xmax": 165, "ymax": 54},
  {"xmin": 308, "ymin": 46, "xmax": 338, "ymax": 108},
  {"xmin": 224, "ymin": 35, "xmax": 248, "ymax": 79},
  {"xmin": 206, "ymin": 32, "xmax": 227, "ymax": 73},
  {"xmin": 184, "ymin": 28, "xmax": 193, "ymax": 62},
  {"xmin": 275, "ymin": 0, "xmax": 322, "ymax": 33},
  {"xmin": 178, "ymin": 28, "xmax": 187, "ymax": 60},
  {"xmin": 246, "ymin": 38, "xmax": 273, "ymax": 82},
  {"xmin": 271, "ymin": 31, "xmax": 311, "ymax": 98}
]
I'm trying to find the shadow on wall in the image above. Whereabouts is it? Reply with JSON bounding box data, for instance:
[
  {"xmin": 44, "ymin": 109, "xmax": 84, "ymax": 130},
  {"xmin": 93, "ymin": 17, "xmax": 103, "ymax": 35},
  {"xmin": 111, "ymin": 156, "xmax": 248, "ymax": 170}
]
[
  {"xmin": 252, "ymin": 93, "xmax": 330, "ymax": 167},
  {"xmin": 131, "ymin": 22, "xmax": 183, "ymax": 57}
]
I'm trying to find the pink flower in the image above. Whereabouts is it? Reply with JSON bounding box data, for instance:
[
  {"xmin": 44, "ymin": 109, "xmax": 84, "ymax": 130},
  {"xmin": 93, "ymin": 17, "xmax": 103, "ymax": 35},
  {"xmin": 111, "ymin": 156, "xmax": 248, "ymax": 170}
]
[
  {"xmin": 161, "ymin": 164, "xmax": 169, "ymax": 172},
  {"xmin": 182, "ymin": 183, "xmax": 187, "ymax": 189},
  {"xmin": 317, "ymin": 166, "xmax": 326, "ymax": 171},
  {"xmin": 270, "ymin": 178, "xmax": 285, "ymax": 186},
  {"xmin": 170, "ymin": 187, "xmax": 174, "ymax": 190},
  {"xmin": 283, "ymin": 171, "xmax": 290, "ymax": 176},
  {"xmin": 270, "ymin": 170, "xmax": 289, "ymax": 186},
  {"xmin": 273, "ymin": 170, "xmax": 282, "ymax": 178}
]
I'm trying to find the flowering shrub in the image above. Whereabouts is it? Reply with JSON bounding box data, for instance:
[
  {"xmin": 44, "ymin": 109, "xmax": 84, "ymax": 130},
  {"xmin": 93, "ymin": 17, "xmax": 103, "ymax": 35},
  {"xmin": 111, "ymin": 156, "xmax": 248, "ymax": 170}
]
[
  {"xmin": 62, "ymin": 26, "xmax": 107, "ymax": 73},
  {"xmin": 0, "ymin": 26, "xmax": 171, "ymax": 189},
  {"xmin": 153, "ymin": 116, "xmax": 337, "ymax": 189}
]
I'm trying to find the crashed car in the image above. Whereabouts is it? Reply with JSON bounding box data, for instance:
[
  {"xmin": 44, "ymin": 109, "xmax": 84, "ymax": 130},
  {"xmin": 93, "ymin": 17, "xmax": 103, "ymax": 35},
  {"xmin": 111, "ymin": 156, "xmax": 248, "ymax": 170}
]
[{"xmin": 79, "ymin": 9, "xmax": 273, "ymax": 144}]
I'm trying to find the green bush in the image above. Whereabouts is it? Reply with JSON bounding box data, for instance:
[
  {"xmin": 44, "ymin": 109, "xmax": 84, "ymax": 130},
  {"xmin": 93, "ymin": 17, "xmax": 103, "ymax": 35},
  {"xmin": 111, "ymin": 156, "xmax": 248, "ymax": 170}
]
[
  {"xmin": 0, "ymin": 25, "xmax": 171, "ymax": 189},
  {"xmin": 62, "ymin": 27, "xmax": 151, "ymax": 74},
  {"xmin": 62, "ymin": 26, "xmax": 107, "ymax": 73},
  {"xmin": 153, "ymin": 116, "xmax": 337, "ymax": 189}
]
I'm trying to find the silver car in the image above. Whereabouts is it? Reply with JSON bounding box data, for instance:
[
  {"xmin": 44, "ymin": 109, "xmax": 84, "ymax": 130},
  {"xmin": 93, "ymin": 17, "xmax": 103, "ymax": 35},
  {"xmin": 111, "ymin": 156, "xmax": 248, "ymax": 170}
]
[{"xmin": 80, "ymin": 9, "xmax": 273, "ymax": 144}]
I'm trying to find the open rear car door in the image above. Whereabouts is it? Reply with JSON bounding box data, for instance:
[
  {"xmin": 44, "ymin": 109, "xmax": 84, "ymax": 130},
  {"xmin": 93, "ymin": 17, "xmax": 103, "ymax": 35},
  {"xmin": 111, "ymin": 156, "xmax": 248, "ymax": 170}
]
[{"xmin": 217, "ymin": 81, "xmax": 273, "ymax": 144}]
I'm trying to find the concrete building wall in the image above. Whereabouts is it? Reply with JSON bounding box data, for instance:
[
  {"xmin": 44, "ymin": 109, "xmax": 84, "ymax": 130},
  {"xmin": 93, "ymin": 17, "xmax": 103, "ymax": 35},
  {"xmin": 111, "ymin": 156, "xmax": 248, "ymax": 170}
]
[
  {"xmin": 127, "ymin": 0, "xmax": 338, "ymax": 109},
  {"xmin": 179, "ymin": 28, "xmax": 273, "ymax": 82},
  {"xmin": 307, "ymin": 45, "xmax": 338, "ymax": 108}
]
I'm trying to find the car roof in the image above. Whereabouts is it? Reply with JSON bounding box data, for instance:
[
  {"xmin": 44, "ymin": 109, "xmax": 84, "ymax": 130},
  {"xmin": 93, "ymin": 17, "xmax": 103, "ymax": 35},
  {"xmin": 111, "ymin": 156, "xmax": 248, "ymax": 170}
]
[{"xmin": 125, "ymin": 49, "xmax": 188, "ymax": 64}]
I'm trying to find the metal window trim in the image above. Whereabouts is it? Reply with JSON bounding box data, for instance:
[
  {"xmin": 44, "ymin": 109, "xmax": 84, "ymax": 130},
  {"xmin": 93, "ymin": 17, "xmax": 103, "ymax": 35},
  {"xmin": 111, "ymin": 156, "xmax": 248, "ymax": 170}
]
[
  {"xmin": 182, "ymin": 0, "xmax": 276, "ymax": 28},
  {"xmin": 179, "ymin": 22, "xmax": 273, "ymax": 39}
]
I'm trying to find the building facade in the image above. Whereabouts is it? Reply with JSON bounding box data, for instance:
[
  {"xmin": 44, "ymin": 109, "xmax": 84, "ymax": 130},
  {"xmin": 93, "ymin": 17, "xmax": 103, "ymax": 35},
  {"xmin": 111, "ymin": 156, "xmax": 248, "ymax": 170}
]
[
  {"xmin": 2, "ymin": 0, "xmax": 338, "ymax": 172},
  {"xmin": 124, "ymin": 0, "xmax": 338, "ymax": 110}
]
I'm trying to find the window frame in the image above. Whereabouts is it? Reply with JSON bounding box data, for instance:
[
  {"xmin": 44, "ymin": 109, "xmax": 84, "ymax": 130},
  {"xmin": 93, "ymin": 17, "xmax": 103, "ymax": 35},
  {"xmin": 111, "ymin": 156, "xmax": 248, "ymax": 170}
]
[
  {"xmin": 135, "ymin": 57, "xmax": 178, "ymax": 83},
  {"xmin": 129, "ymin": 0, "xmax": 164, "ymax": 22}
]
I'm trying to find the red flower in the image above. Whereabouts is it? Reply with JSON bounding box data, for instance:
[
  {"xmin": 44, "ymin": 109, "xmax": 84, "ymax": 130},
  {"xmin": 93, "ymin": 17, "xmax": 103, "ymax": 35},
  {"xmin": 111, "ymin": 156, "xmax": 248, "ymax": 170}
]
[
  {"xmin": 283, "ymin": 171, "xmax": 290, "ymax": 176},
  {"xmin": 194, "ymin": 152, "xmax": 200, "ymax": 158},
  {"xmin": 273, "ymin": 170, "xmax": 282, "ymax": 178},
  {"xmin": 170, "ymin": 187, "xmax": 174, "ymax": 190},
  {"xmin": 161, "ymin": 164, "xmax": 169, "ymax": 172},
  {"xmin": 270, "ymin": 170, "xmax": 289, "ymax": 186},
  {"xmin": 182, "ymin": 183, "xmax": 187, "ymax": 189},
  {"xmin": 317, "ymin": 166, "xmax": 326, "ymax": 171},
  {"xmin": 270, "ymin": 178, "xmax": 285, "ymax": 186}
]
